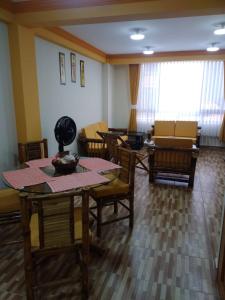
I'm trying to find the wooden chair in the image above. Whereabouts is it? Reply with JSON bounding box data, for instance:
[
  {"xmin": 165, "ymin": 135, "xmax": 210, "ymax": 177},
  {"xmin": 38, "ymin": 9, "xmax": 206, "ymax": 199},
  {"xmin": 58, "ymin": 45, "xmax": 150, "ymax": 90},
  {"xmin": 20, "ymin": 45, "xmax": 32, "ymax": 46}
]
[
  {"xmin": 18, "ymin": 138, "xmax": 48, "ymax": 163},
  {"xmin": 97, "ymin": 131, "xmax": 148, "ymax": 172},
  {"xmin": 96, "ymin": 131, "xmax": 123, "ymax": 163},
  {"xmin": 77, "ymin": 121, "xmax": 127, "ymax": 159},
  {"xmin": 90, "ymin": 147, "xmax": 136, "ymax": 238},
  {"xmin": 148, "ymin": 138, "xmax": 199, "ymax": 187},
  {"xmin": 20, "ymin": 189, "xmax": 90, "ymax": 299}
]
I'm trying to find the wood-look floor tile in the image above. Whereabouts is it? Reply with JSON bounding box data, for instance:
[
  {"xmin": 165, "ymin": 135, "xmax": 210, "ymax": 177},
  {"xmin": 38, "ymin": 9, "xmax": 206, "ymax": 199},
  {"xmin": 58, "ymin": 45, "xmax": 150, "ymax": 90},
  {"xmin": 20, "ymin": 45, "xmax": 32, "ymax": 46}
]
[{"xmin": 0, "ymin": 148, "xmax": 224, "ymax": 299}]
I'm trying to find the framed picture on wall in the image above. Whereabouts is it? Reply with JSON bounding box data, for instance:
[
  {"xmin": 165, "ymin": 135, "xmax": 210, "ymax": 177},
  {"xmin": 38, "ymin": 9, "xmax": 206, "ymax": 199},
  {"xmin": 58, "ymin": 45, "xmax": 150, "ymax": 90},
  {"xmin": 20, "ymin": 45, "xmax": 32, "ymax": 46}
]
[
  {"xmin": 80, "ymin": 60, "xmax": 85, "ymax": 87},
  {"xmin": 59, "ymin": 52, "xmax": 66, "ymax": 85},
  {"xmin": 70, "ymin": 53, "xmax": 76, "ymax": 82}
]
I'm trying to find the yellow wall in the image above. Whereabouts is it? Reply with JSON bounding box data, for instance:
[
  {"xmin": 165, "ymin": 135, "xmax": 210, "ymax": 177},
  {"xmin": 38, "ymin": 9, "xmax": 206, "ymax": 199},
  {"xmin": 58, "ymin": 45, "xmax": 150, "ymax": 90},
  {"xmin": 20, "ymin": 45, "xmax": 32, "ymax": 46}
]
[
  {"xmin": 8, "ymin": 24, "xmax": 41, "ymax": 143},
  {"xmin": 0, "ymin": 8, "xmax": 14, "ymax": 23}
]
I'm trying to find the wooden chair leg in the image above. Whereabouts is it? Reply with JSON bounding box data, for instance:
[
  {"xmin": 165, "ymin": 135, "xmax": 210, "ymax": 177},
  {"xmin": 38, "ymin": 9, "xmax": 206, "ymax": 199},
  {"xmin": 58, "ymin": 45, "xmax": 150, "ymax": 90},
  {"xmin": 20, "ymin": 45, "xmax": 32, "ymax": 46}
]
[
  {"xmin": 97, "ymin": 200, "xmax": 102, "ymax": 238},
  {"xmin": 81, "ymin": 256, "xmax": 89, "ymax": 299},
  {"xmin": 25, "ymin": 263, "xmax": 35, "ymax": 300},
  {"xmin": 188, "ymin": 174, "xmax": 194, "ymax": 187},
  {"xmin": 149, "ymin": 171, "xmax": 154, "ymax": 183},
  {"xmin": 129, "ymin": 197, "xmax": 134, "ymax": 229},
  {"xmin": 113, "ymin": 201, "xmax": 118, "ymax": 214}
]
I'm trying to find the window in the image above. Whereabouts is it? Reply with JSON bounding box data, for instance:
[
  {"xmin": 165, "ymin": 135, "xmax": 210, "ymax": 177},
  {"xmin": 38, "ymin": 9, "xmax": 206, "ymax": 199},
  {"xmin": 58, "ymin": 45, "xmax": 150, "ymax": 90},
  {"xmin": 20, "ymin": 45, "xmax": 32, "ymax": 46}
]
[{"xmin": 137, "ymin": 61, "xmax": 224, "ymax": 136}]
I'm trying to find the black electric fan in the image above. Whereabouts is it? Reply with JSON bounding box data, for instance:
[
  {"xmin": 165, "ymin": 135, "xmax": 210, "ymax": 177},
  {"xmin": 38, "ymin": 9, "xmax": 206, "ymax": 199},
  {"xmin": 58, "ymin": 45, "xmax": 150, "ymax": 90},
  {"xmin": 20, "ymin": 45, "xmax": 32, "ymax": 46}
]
[{"xmin": 54, "ymin": 116, "xmax": 77, "ymax": 153}]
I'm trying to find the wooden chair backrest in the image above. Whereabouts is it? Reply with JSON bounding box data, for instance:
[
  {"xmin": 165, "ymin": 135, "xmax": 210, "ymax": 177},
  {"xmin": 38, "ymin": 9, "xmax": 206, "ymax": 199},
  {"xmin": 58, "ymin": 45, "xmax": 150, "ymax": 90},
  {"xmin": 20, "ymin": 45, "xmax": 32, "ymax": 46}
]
[
  {"xmin": 118, "ymin": 147, "xmax": 136, "ymax": 189},
  {"xmin": 97, "ymin": 131, "xmax": 119, "ymax": 162},
  {"xmin": 25, "ymin": 192, "xmax": 78, "ymax": 249},
  {"xmin": 18, "ymin": 139, "xmax": 48, "ymax": 163},
  {"xmin": 153, "ymin": 148, "xmax": 193, "ymax": 169}
]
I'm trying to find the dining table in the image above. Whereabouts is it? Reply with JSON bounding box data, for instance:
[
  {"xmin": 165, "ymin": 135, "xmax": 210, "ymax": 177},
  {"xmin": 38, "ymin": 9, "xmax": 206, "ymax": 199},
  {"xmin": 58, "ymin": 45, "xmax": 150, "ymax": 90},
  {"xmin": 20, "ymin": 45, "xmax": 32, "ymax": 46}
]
[{"xmin": 1, "ymin": 155, "xmax": 121, "ymax": 258}]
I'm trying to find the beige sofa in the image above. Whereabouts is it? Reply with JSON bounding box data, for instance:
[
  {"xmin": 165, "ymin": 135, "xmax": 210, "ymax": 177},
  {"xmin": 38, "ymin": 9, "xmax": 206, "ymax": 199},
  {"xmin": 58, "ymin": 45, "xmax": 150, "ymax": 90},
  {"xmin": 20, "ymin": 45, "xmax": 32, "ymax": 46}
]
[{"xmin": 151, "ymin": 120, "xmax": 200, "ymax": 147}]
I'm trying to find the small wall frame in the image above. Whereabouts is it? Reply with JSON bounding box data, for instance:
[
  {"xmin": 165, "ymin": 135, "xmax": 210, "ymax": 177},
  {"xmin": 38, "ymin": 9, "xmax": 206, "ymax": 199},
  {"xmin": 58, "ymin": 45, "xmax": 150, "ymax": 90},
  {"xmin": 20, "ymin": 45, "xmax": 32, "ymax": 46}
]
[
  {"xmin": 80, "ymin": 60, "xmax": 85, "ymax": 87},
  {"xmin": 70, "ymin": 53, "xmax": 76, "ymax": 83},
  {"xmin": 59, "ymin": 52, "xmax": 66, "ymax": 85}
]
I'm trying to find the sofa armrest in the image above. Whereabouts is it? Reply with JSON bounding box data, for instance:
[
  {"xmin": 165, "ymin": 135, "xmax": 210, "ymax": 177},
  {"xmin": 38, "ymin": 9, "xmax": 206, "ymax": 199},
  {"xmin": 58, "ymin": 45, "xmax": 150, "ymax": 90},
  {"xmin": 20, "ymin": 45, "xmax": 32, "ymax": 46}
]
[
  {"xmin": 79, "ymin": 137, "xmax": 103, "ymax": 143},
  {"xmin": 196, "ymin": 126, "xmax": 201, "ymax": 147},
  {"xmin": 108, "ymin": 128, "xmax": 128, "ymax": 135}
]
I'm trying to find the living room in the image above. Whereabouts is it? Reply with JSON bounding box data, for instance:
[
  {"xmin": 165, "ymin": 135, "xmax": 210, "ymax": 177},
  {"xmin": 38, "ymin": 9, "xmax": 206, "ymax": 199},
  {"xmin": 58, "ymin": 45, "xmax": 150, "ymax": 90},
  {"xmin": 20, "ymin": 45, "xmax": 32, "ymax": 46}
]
[{"xmin": 0, "ymin": 1, "xmax": 225, "ymax": 299}]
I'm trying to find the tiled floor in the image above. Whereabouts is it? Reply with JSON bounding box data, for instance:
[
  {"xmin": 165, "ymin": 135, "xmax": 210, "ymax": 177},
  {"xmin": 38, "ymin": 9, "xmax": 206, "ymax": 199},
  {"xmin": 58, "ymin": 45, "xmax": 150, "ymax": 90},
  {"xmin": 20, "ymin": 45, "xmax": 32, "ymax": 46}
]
[
  {"xmin": 200, "ymin": 136, "xmax": 225, "ymax": 148},
  {"xmin": 0, "ymin": 148, "xmax": 224, "ymax": 299}
]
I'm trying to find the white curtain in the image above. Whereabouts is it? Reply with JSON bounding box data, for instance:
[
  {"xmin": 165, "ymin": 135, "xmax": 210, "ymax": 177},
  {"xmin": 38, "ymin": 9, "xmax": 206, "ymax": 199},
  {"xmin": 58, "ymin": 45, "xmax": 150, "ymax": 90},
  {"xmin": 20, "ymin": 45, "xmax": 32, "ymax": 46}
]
[{"xmin": 137, "ymin": 61, "xmax": 224, "ymax": 136}]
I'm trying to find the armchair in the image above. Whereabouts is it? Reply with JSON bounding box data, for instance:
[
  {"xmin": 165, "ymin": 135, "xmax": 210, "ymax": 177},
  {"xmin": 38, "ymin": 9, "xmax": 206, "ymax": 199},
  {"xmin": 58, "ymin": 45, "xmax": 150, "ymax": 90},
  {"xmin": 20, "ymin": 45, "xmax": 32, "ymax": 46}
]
[
  {"xmin": 147, "ymin": 137, "xmax": 199, "ymax": 187},
  {"xmin": 97, "ymin": 131, "xmax": 149, "ymax": 172},
  {"xmin": 77, "ymin": 121, "xmax": 127, "ymax": 158}
]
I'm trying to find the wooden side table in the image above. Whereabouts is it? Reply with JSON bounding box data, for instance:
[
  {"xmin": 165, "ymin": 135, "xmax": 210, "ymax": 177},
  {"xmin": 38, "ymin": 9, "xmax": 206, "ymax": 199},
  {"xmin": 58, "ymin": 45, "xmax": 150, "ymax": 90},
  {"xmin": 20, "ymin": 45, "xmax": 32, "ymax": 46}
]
[{"xmin": 127, "ymin": 131, "xmax": 146, "ymax": 150}]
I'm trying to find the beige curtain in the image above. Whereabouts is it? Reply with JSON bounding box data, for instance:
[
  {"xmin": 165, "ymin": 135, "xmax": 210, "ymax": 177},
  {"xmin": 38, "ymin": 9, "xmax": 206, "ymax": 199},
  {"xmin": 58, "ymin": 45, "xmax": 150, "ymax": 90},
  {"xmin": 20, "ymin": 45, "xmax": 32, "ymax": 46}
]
[
  {"xmin": 219, "ymin": 61, "xmax": 225, "ymax": 142},
  {"xmin": 128, "ymin": 64, "xmax": 140, "ymax": 131}
]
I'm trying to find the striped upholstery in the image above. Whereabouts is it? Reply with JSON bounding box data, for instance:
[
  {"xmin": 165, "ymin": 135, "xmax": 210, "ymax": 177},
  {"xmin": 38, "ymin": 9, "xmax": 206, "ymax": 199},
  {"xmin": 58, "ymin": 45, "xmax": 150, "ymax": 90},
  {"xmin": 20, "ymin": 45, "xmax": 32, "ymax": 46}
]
[{"xmin": 30, "ymin": 207, "xmax": 84, "ymax": 248}]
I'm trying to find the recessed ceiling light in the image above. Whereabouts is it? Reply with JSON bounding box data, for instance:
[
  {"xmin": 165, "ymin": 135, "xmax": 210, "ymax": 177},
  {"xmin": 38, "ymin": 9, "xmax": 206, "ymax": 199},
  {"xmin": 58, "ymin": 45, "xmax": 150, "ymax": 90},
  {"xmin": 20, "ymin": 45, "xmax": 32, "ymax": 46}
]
[
  {"xmin": 143, "ymin": 47, "xmax": 154, "ymax": 55},
  {"xmin": 206, "ymin": 43, "xmax": 220, "ymax": 52},
  {"xmin": 130, "ymin": 29, "xmax": 145, "ymax": 41},
  {"xmin": 214, "ymin": 24, "xmax": 225, "ymax": 35}
]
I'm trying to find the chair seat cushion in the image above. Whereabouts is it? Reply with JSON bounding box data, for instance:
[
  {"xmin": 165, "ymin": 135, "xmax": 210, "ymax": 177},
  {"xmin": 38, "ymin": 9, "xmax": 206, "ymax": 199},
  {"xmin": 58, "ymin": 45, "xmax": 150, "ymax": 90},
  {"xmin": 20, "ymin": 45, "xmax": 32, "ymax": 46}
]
[
  {"xmin": 152, "ymin": 136, "xmax": 196, "ymax": 145},
  {"xmin": 88, "ymin": 143, "xmax": 105, "ymax": 150},
  {"xmin": 91, "ymin": 173, "xmax": 129, "ymax": 198},
  {"xmin": 0, "ymin": 188, "xmax": 20, "ymax": 213},
  {"xmin": 30, "ymin": 207, "xmax": 86, "ymax": 248}
]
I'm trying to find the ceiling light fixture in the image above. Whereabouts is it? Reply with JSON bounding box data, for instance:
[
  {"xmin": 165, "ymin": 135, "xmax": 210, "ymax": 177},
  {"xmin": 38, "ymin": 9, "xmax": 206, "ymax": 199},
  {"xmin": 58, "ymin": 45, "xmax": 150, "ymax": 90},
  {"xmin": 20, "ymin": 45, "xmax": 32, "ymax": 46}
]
[
  {"xmin": 214, "ymin": 24, "xmax": 225, "ymax": 35},
  {"xmin": 206, "ymin": 43, "xmax": 220, "ymax": 52},
  {"xmin": 130, "ymin": 29, "xmax": 145, "ymax": 41},
  {"xmin": 143, "ymin": 46, "xmax": 154, "ymax": 55}
]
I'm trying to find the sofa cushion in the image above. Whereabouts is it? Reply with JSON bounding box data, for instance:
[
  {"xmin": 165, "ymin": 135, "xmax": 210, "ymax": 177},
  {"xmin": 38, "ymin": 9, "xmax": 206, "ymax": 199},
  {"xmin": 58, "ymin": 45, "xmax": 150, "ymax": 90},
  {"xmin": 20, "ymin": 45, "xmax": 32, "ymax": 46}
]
[
  {"xmin": 84, "ymin": 123, "xmax": 101, "ymax": 140},
  {"xmin": 154, "ymin": 137, "xmax": 193, "ymax": 148},
  {"xmin": 154, "ymin": 121, "xmax": 175, "ymax": 136},
  {"xmin": 98, "ymin": 121, "xmax": 108, "ymax": 132},
  {"xmin": 175, "ymin": 121, "xmax": 197, "ymax": 138},
  {"xmin": 0, "ymin": 188, "xmax": 20, "ymax": 213}
]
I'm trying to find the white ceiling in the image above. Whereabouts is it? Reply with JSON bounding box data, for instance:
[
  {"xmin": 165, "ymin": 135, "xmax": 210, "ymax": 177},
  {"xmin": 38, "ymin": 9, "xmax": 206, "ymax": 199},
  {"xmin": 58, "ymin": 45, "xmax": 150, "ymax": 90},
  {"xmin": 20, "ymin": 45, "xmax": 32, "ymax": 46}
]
[{"xmin": 63, "ymin": 14, "xmax": 225, "ymax": 54}]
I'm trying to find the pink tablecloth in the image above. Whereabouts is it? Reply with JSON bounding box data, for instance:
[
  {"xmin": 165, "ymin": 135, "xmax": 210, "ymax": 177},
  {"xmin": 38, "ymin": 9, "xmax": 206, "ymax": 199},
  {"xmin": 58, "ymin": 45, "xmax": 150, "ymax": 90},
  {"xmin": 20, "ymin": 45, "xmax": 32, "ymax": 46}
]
[
  {"xmin": 79, "ymin": 158, "xmax": 121, "ymax": 172},
  {"xmin": 47, "ymin": 171, "xmax": 110, "ymax": 192},
  {"xmin": 3, "ymin": 168, "xmax": 54, "ymax": 189},
  {"xmin": 25, "ymin": 157, "xmax": 54, "ymax": 168}
]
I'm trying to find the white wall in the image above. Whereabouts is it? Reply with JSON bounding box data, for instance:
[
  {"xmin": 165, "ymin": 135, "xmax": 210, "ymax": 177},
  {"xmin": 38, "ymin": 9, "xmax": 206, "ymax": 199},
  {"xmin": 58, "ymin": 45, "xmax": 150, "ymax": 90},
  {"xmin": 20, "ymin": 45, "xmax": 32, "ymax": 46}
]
[
  {"xmin": 111, "ymin": 65, "xmax": 130, "ymax": 128},
  {"xmin": 0, "ymin": 22, "xmax": 18, "ymax": 187},
  {"xmin": 35, "ymin": 38, "xmax": 104, "ymax": 156},
  {"xmin": 102, "ymin": 64, "xmax": 114, "ymax": 127}
]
